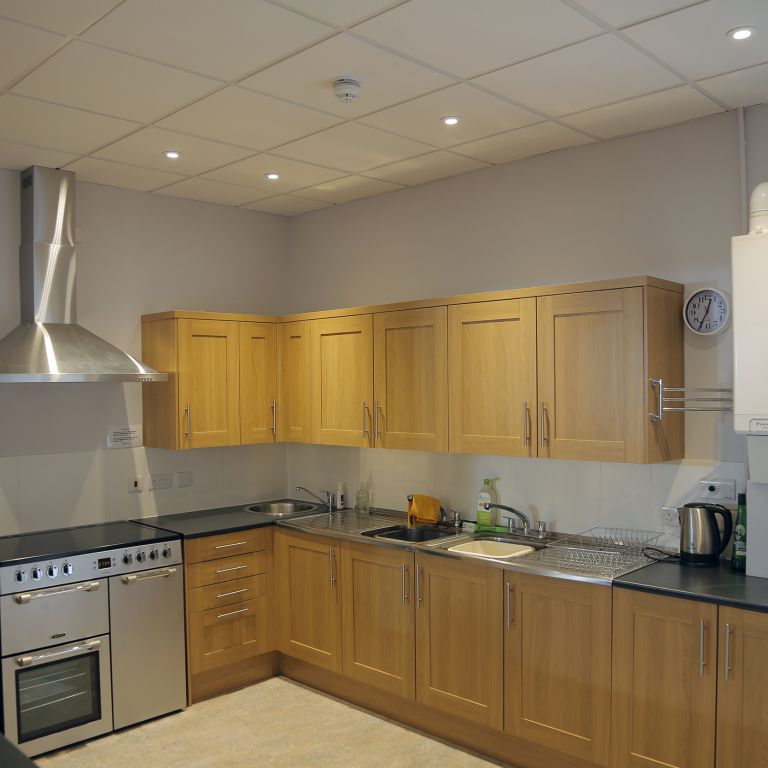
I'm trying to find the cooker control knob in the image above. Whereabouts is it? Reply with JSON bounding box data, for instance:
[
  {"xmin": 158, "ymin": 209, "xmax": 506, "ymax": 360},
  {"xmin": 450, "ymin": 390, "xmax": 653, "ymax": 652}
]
[
  {"xmin": 62, "ymin": 562, "xmax": 73, "ymax": 576},
  {"xmin": 14, "ymin": 569, "xmax": 26, "ymax": 583},
  {"xmin": 31, "ymin": 567, "xmax": 42, "ymax": 580},
  {"xmin": 122, "ymin": 553, "xmax": 133, "ymax": 565},
  {"xmin": 162, "ymin": 546, "xmax": 172, "ymax": 559},
  {"xmin": 149, "ymin": 549, "xmax": 158, "ymax": 560},
  {"xmin": 135, "ymin": 551, "xmax": 146, "ymax": 563},
  {"xmin": 46, "ymin": 564, "xmax": 58, "ymax": 578}
]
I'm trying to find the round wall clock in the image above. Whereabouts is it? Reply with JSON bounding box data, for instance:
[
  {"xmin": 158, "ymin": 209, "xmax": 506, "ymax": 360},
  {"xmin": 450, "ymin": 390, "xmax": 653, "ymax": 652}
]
[{"xmin": 683, "ymin": 288, "xmax": 730, "ymax": 336}]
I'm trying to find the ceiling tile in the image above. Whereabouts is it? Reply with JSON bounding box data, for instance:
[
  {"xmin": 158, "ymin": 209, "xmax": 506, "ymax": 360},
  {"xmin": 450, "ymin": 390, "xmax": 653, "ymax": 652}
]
[
  {"xmin": 560, "ymin": 86, "xmax": 723, "ymax": 139},
  {"xmin": 63, "ymin": 157, "xmax": 186, "ymax": 192},
  {"xmin": 94, "ymin": 128, "xmax": 253, "ymax": 175},
  {"xmin": 273, "ymin": 0, "xmax": 400, "ymax": 26},
  {"xmin": 0, "ymin": 95, "xmax": 139, "ymax": 154},
  {"xmin": 293, "ymin": 174, "xmax": 403, "ymax": 203},
  {"xmin": 240, "ymin": 33, "xmax": 455, "ymax": 118},
  {"xmin": 474, "ymin": 35, "xmax": 682, "ymax": 117},
  {"xmin": 12, "ymin": 41, "xmax": 220, "ymax": 122},
  {"xmin": 699, "ymin": 62, "xmax": 768, "ymax": 109},
  {"xmin": 624, "ymin": 0, "xmax": 768, "ymax": 80},
  {"xmin": 359, "ymin": 84, "xmax": 540, "ymax": 146},
  {"xmin": 364, "ymin": 150, "xmax": 489, "ymax": 186},
  {"xmin": 452, "ymin": 122, "xmax": 593, "ymax": 164},
  {"xmin": 243, "ymin": 195, "xmax": 332, "ymax": 216},
  {"xmin": 155, "ymin": 177, "xmax": 273, "ymax": 206},
  {"xmin": 0, "ymin": 0, "xmax": 121, "ymax": 34},
  {"xmin": 569, "ymin": 0, "xmax": 702, "ymax": 28},
  {"xmin": 276, "ymin": 122, "xmax": 433, "ymax": 172},
  {"xmin": 204, "ymin": 154, "xmax": 343, "ymax": 192},
  {"xmin": 353, "ymin": 0, "xmax": 602, "ymax": 78},
  {"xmin": 83, "ymin": 0, "xmax": 332, "ymax": 81},
  {"xmin": 159, "ymin": 86, "xmax": 340, "ymax": 151},
  {"xmin": 0, "ymin": 17, "xmax": 64, "ymax": 90},
  {"xmin": 0, "ymin": 140, "xmax": 77, "ymax": 171}
]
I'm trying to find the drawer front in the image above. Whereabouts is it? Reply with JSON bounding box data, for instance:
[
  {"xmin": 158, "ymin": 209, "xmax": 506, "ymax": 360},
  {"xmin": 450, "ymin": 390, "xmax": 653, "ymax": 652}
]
[
  {"xmin": 186, "ymin": 551, "xmax": 266, "ymax": 589},
  {"xmin": 187, "ymin": 575, "xmax": 266, "ymax": 613},
  {"xmin": 185, "ymin": 528, "xmax": 266, "ymax": 564},
  {"xmin": 188, "ymin": 597, "xmax": 270, "ymax": 673}
]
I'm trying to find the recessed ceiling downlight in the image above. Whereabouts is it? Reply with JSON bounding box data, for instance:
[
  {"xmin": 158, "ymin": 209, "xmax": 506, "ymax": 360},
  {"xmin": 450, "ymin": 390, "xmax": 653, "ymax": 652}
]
[
  {"xmin": 441, "ymin": 116, "xmax": 460, "ymax": 126},
  {"xmin": 163, "ymin": 150, "xmax": 180, "ymax": 159},
  {"xmin": 265, "ymin": 172, "xmax": 280, "ymax": 181},
  {"xmin": 728, "ymin": 27, "xmax": 755, "ymax": 40}
]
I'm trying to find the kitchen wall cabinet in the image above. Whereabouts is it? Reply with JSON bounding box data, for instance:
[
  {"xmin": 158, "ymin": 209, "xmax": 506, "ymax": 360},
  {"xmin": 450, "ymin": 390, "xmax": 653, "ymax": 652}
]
[
  {"xmin": 277, "ymin": 320, "xmax": 311, "ymax": 443},
  {"xmin": 340, "ymin": 542, "xmax": 415, "ymax": 698},
  {"xmin": 716, "ymin": 606, "xmax": 768, "ymax": 768},
  {"xmin": 274, "ymin": 529, "xmax": 342, "ymax": 672},
  {"xmin": 239, "ymin": 321, "xmax": 278, "ymax": 444},
  {"xmin": 373, "ymin": 307, "xmax": 448, "ymax": 452},
  {"xmin": 503, "ymin": 571, "xmax": 611, "ymax": 766},
  {"xmin": 310, "ymin": 315, "xmax": 373, "ymax": 447},
  {"xmin": 537, "ymin": 286, "xmax": 683, "ymax": 463},
  {"xmin": 611, "ymin": 588, "xmax": 717, "ymax": 768},
  {"xmin": 414, "ymin": 553, "xmax": 503, "ymax": 729},
  {"xmin": 448, "ymin": 299, "xmax": 537, "ymax": 456},
  {"xmin": 185, "ymin": 528, "xmax": 273, "ymax": 703}
]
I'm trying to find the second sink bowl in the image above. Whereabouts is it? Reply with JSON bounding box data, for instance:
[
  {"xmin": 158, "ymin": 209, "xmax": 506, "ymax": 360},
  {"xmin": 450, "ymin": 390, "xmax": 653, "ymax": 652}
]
[
  {"xmin": 362, "ymin": 525, "xmax": 457, "ymax": 543},
  {"xmin": 245, "ymin": 500, "xmax": 320, "ymax": 517},
  {"xmin": 448, "ymin": 540, "xmax": 535, "ymax": 559}
]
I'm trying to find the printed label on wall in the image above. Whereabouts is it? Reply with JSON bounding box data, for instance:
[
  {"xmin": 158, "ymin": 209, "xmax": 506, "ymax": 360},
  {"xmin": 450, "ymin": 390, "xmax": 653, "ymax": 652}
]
[{"xmin": 107, "ymin": 424, "xmax": 143, "ymax": 449}]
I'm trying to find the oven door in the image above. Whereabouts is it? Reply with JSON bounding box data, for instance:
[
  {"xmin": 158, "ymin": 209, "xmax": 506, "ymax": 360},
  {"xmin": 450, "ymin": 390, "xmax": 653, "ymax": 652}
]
[{"xmin": 2, "ymin": 635, "xmax": 112, "ymax": 757}]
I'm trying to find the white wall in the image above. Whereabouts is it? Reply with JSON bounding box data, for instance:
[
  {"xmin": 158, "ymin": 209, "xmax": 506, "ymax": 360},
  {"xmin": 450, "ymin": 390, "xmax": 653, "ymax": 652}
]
[
  {"xmin": 286, "ymin": 109, "xmax": 760, "ymax": 537},
  {"xmin": 0, "ymin": 174, "xmax": 288, "ymax": 534}
]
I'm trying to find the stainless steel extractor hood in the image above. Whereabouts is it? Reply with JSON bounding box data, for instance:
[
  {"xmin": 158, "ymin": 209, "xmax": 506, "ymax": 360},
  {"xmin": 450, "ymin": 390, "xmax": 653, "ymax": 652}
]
[{"xmin": 0, "ymin": 166, "xmax": 167, "ymax": 382}]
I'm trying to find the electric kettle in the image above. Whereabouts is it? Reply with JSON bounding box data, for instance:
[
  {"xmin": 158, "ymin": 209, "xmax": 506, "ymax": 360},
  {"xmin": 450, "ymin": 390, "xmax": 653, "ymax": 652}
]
[{"xmin": 678, "ymin": 503, "xmax": 733, "ymax": 567}]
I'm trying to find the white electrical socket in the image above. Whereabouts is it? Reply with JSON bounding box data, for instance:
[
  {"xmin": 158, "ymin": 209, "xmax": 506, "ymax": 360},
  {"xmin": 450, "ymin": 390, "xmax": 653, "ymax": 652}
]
[
  {"xmin": 149, "ymin": 472, "xmax": 173, "ymax": 491},
  {"xmin": 128, "ymin": 476, "xmax": 142, "ymax": 493},
  {"xmin": 697, "ymin": 479, "xmax": 737, "ymax": 503},
  {"xmin": 177, "ymin": 471, "xmax": 193, "ymax": 488},
  {"xmin": 662, "ymin": 506, "xmax": 680, "ymax": 526}
]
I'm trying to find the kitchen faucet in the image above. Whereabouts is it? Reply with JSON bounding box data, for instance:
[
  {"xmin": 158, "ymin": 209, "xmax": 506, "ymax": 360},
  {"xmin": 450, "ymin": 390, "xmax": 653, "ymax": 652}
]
[
  {"xmin": 484, "ymin": 503, "xmax": 534, "ymax": 535},
  {"xmin": 296, "ymin": 486, "xmax": 335, "ymax": 512}
]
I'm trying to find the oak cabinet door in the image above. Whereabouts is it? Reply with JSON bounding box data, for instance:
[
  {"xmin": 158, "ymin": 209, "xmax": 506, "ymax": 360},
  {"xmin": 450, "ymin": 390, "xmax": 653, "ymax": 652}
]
[
  {"xmin": 239, "ymin": 321, "xmax": 277, "ymax": 444},
  {"xmin": 373, "ymin": 306, "xmax": 447, "ymax": 452},
  {"xmin": 504, "ymin": 572, "xmax": 611, "ymax": 765},
  {"xmin": 178, "ymin": 318, "xmax": 240, "ymax": 448},
  {"xmin": 717, "ymin": 606, "xmax": 768, "ymax": 768},
  {"xmin": 275, "ymin": 530, "xmax": 342, "ymax": 673},
  {"xmin": 311, "ymin": 315, "xmax": 373, "ymax": 447},
  {"xmin": 611, "ymin": 589, "xmax": 717, "ymax": 768},
  {"xmin": 278, "ymin": 320, "xmax": 311, "ymax": 443},
  {"xmin": 537, "ymin": 288, "xmax": 644, "ymax": 462},
  {"xmin": 340, "ymin": 542, "xmax": 415, "ymax": 698},
  {"xmin": 414, "ymin": 553, "xmax": 503, "ymax": 729},
  {"xmin": 448, "ymin": 299, "xmax": 536, "ymax": 456}
]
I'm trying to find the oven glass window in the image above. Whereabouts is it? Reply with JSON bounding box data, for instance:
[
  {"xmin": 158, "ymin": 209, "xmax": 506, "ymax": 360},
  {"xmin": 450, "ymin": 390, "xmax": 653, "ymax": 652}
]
[{"xmin": 16, "ymin": 652, "xmax": 101, "ymax": 744}]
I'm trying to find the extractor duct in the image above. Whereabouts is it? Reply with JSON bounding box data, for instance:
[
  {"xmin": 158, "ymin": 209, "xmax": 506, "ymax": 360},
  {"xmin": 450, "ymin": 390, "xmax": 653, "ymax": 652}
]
[{"xmin": 0, "ymin": 166, "xmax": 167, "ymax": 382}]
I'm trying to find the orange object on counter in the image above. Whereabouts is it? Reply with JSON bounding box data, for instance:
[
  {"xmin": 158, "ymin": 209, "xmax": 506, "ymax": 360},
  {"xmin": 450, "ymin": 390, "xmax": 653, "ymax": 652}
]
[{"xmin": 407, "ymin": 494, "xmax": 442, "ymax": 527}]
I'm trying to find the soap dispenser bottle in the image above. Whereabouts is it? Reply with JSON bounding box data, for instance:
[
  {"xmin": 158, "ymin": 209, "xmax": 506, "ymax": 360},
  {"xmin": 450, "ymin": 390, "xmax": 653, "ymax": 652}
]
[{"xmin": 476, "ymin": 477, "xmax": 499, "ymax": 528}]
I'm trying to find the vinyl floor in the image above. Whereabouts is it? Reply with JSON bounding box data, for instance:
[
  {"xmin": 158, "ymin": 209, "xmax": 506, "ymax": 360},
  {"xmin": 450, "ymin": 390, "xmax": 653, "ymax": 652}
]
[{"xmin": 36, "ymin": 677, "xmax": 514, "ymax": 767}]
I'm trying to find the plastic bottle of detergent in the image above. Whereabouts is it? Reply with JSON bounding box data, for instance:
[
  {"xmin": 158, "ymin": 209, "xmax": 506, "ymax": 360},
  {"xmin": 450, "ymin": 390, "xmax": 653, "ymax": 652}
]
[{"xmin": 476, "ymin": 477, "xmax": 500, "ymax": 528}]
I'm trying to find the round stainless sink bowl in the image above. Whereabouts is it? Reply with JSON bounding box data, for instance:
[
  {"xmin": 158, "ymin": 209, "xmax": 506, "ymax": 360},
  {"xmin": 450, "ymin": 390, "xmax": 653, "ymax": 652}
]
[{"xmin": 244, "ymin": 501, "xmax": 319, "ymax": 517}]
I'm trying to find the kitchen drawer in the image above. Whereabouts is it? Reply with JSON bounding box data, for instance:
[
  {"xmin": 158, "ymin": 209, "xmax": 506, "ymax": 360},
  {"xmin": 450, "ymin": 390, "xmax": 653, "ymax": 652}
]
[
  {"xmin": 187, "ymin": 575, "xmax": 266, "ymax": 613},
  {"xmin": 185, "ymin": 528, "xmax": 265, "ymax": 564},
  {"xmin": 188, "ymin": 597, "xmax": 270, "ymax": 674},
  {"xmin": 186, "ymin": 551, "xmax": 266, "ymax": 589}
]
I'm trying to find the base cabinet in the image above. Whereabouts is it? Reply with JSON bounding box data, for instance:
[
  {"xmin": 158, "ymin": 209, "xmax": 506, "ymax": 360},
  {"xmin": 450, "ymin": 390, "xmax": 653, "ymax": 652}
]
[{"xmin": 504, "ymin": 572, "xmax": 611, "ymax": 766}]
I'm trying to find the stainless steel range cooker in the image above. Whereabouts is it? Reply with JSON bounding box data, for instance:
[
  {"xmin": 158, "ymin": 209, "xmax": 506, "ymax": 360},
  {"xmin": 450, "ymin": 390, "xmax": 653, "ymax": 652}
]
[{"xmin": 0, "ymin": 522, "xmax": 186, "ymax": 757}]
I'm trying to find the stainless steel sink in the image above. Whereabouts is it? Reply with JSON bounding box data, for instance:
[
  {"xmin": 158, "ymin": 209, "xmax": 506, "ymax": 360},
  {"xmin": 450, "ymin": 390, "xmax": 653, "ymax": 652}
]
[
  {"xmin": 361, "ymin": 525, "xmax": 458, "ymax": 543},
  {"xmin": 473, "ymin": 534, "xmax": 548, "ymax": 551},
  {"xmin": 244, "ymin": 500, "xmax": 320, "ymax": 517}
]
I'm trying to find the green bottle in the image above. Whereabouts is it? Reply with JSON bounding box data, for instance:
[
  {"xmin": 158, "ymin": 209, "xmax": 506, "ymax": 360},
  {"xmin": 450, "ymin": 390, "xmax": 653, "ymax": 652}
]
[{"xmin": 732, "ymin": 493, "xmax": 747, "ymax": 572}]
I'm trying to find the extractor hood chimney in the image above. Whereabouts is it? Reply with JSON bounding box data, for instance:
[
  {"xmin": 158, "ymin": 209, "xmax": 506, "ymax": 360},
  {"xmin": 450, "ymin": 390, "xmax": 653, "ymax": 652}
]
[{"xmin": 0, "ymin": 166, "xmax": 166, "ymax": 382}]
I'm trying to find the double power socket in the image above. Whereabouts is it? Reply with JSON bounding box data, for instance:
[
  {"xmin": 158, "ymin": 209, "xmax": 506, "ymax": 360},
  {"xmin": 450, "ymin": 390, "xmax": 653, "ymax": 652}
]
[
  {"xmin": 661, "ymin": 478, "xmax": 737, "ymax": 526},
  {"xmin": 129, "ymin": 471, "xmax": 193, "ymax": 493}
]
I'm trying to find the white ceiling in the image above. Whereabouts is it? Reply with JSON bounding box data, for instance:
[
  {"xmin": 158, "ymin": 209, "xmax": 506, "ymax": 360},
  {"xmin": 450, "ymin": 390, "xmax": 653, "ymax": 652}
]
[{"xmin": 0, "ymin": 0, "xmax": 766, "ymax": 216}]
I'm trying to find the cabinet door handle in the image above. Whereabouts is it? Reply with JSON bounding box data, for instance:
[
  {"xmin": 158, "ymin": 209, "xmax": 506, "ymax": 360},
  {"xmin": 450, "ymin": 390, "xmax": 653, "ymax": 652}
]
[
  {"xmin": 505, "ymin": 582, "xmax": 514, "ymax": 630},
  {"xmin": 724, "ymin": 623, "xmax": 733, "ymax": 681},
  {"xmin": 271, "ymin": 400, "xmax": 277, "ymax": 434},
  {"xmin": 217, "ymin": 607, "xmax": 249, "ymax": 620},
  {"xmin": 216, "ymin": 564, "xmax": 247, "ymax": 574},
  {"xmin": 650, "ymin": 377, "xmax": 664, "ymax": 422},
  {"xmin": 216, "ymin": 588, "xmax": 248, "ymax": 599},
  {"xmin": 699, "ymin": 619, "xmax": 707, "ymax": 677},
  {"xmin": 185, "ymin": 402, "xmax": 192, "ymax": 441},
  {"xmin": 329, "ymin": 548, "xmax": 336, "ymax": 588},
  {"xmin": 540, "ymin": 403, "xmax": 548, "ymax": 446},
  {"xmin": 401, "ymin": 563, "xmax": 408, "ymax": 604},
  {"xmin": 362, "ymin": 401, "xmax": 368, "ymax": 437},
  {"xmin": 215, "ymin": 541, "xmax": 247, "ymax": 549},
  {"xmin": 374, "ymin": 400, "xmax": 380, "ymax": 440},
  {"xmin": 416, "ymin": 565, "xmax": 423, "ymax": 607},
  {"xmin": 522, "ymin": 401, "xmax": 530, "ymax": 446}
]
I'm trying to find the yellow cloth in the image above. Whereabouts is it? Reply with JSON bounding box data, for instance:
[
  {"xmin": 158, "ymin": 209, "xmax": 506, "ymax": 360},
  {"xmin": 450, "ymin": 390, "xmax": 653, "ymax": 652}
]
[{"xmin": 408, "ymin": 494, "xmax": 442, "ymax": 527}]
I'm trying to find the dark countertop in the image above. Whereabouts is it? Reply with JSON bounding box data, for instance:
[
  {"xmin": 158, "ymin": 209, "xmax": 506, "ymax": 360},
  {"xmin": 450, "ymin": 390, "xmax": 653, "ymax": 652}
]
[
  {"xmin": 0, "ymin": 734, "xmax": 37, "ymax": 768},
  {"xmin": 615, "ymin": 559, "xmax": 768, "ymax": 612}
]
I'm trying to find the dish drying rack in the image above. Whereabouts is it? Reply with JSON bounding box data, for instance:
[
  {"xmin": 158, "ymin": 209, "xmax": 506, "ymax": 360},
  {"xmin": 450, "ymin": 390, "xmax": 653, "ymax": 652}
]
[{"xmin": 530, "ymin": 527, "xmax": 663, "ymax": 579}]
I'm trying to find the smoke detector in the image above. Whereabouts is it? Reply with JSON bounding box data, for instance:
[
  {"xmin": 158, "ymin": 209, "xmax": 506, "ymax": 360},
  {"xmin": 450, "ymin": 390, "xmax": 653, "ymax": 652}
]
[{"xmin": 333, "ymin": 77, "xmax": 361, "ymax": 104}]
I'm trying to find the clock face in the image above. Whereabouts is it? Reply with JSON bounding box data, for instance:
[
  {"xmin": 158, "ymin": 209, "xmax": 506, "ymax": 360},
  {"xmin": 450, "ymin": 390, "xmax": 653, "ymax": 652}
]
[{"xmin": 684, "ymin": 289, "xmax": 729, "ymax": 335}]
